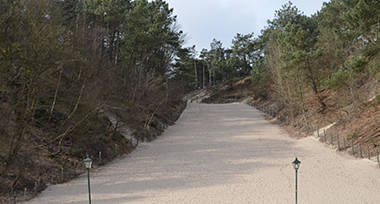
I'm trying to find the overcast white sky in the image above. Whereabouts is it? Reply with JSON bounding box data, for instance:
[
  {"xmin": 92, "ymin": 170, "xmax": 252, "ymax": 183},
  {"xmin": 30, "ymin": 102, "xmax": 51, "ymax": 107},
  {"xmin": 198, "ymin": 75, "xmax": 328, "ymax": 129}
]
[{"xmin": 164, "ymin": 0, "xmax": 329, "ymax": 52}]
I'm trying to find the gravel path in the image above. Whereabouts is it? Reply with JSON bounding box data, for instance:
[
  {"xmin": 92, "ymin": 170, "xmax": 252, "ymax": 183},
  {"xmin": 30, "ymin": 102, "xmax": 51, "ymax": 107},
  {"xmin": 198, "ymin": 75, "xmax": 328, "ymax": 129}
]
[{"xmin": 27, "ymin": 103, "xmax": 380, "ymax": 203}]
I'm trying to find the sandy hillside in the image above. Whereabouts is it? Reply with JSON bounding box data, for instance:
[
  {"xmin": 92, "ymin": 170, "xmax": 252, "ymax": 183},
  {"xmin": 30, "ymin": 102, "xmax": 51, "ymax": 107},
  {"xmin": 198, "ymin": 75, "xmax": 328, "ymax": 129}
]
[{"xmin": 26, "ymin": 103, "xmax": 380, "ymax": 204}]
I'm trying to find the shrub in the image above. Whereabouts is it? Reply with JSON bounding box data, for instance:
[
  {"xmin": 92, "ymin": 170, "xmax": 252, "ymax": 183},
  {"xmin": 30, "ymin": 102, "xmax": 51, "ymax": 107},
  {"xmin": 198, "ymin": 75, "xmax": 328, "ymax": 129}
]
[
  {"xmin": 347, "ymin": 133, "xmax": 358, "ymax": 141},
  {"xmin": 376, "ymin": 94, "xmax": 380, "ymax": 105}
]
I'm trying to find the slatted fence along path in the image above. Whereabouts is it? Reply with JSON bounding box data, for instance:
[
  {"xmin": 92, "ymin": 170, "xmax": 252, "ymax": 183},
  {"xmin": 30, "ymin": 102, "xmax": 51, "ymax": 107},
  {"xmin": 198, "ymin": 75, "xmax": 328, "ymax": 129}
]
[{"xmin": 26, "ymin": 103, "xmax": 380, "ymax": 204}]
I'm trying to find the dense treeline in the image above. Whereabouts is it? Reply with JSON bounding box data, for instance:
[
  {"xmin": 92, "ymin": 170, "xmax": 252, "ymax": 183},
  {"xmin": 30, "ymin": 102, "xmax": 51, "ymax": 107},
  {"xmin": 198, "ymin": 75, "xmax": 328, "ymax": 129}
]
[
  {"xmin": 180, "ymin": 0, "xmax": 380, "ymax": 125},
  {"xmin": 0, "ymin": 0, "xmax": 188, "ymax": 198},
  {"xmin": 260, "ymin": 0, "xmax": 380, "ymax": 124},
  {"xmin": 176, "ymin": 34, "xmax": 262, "ymax": 91}
]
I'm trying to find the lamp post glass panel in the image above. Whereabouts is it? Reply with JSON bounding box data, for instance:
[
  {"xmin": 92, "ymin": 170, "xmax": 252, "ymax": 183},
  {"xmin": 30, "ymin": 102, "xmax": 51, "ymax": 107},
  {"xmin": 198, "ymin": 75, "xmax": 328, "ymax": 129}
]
[
  {"xmin": 292, "ymin": 157, "xmax": 301, "ymax": 204},
  {"xmin": 84, "ymin": 156, "xmax": 92, "ymax": 204}
]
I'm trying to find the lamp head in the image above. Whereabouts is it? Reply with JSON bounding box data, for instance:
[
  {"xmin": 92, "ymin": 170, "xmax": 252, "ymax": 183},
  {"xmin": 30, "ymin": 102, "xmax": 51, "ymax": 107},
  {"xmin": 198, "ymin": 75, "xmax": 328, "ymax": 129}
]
[
  {"xmin": 83, "ymin": 156, "xmax": 92, "ymax": 169},
  {"xmin": 292, "ymin": 157, "xmax": 301, "ymax": 170}
]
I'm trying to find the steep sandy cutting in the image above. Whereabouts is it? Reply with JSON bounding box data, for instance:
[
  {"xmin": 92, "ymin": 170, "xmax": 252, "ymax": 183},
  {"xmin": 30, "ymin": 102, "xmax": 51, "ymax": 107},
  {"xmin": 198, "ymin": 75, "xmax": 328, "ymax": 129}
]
[{"xmin": 26, "ymin": 103, "xmax": 380, "ymax": 204}]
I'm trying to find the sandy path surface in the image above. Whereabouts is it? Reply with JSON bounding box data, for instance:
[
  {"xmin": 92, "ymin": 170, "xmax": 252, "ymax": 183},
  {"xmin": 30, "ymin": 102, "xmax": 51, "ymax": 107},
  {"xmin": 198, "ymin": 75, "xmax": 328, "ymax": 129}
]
[{"xmin": 27, "ymin": 103, "xmax": 380, "ymax": 204}]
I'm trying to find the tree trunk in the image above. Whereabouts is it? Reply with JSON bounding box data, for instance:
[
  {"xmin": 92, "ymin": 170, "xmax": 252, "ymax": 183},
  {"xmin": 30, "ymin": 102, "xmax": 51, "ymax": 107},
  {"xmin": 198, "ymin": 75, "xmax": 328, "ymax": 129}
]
[
  {"xmin": 213, "ymin": 69, "xmax": 216, "ymax": 85},
  {"xmin": 244, "ymin": 55, "xmax": 248, "ymax": 76},
  {"xmin": 306, "ymin": 58, "xmax": 318, "ymax": 94},
  {"xmin": 307, "ymin": 58, "xmax": 326, "ymax": 108},
  {"xmin": 194, "ymin": 59, "xmax": 198, "ymax": 89},
  {"xmin": 209, "ymin": 69, "xmax": 212, "ymax": 86},
  {"xmin": 202, "ymin": 62, "xmax": 206, "ymax": 88}
]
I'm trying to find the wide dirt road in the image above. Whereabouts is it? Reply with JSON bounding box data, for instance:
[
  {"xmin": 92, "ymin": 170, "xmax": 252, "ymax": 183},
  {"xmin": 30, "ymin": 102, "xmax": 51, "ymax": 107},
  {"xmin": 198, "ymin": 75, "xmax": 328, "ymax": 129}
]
[{"xmin": 27, "ymin": 103, "xmax": 380, "ymax": 203}]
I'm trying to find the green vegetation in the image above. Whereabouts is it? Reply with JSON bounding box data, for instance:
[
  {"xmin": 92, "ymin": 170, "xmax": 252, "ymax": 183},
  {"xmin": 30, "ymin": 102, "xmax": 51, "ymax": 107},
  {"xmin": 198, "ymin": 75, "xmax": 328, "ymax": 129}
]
[
  {"xmin": 184, "ymin": 0, "xmax": 380, "ymax": 125},
  {"xmin": 347, "ymin": 133, "xmax": 359, "ymax": 141},
  {"xmin": 184, "ymin": 0, "xmax": 380, "ymax": 160},
  {"xmin": 2, "ymin": 0, "xmax": 380, "ymax": 201},
  {"xmin": 0, "ymin": 0, "xmax": 187, "ymax": 199}
]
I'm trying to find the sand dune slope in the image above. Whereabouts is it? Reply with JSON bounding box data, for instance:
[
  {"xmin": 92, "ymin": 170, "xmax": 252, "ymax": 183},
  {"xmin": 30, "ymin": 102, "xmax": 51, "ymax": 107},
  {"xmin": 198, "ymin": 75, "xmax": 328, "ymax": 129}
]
[{"xmin": 26, "ymin": 103, "xmax": 380, "ymax": 204}]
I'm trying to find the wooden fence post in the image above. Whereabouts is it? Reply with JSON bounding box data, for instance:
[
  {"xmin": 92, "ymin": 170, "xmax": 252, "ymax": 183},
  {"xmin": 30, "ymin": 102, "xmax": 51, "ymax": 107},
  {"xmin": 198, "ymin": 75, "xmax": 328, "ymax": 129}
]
[
  {"xmin": 311, "ymin": 126, "xmax": 314, "ymax": 134},
  {"xmin": 368, "ymin": 147, "xmax": 370, "ymax": 160},
  {"xmin": 317, "ymin": 128, "xmax": 320, "ymax": 137},
  {"xmin": 99, "ymin": 151, "xmax": 102, "ymax": 164},
  {"xmin": 337, "ymin": 136, "xmax": 340, "ymax": 150},
  {"xmin": 360, "ymin": 143, "xmax": 363, "ymax": 158},
  {"xmin": 24, "ymin": 187, "xmax": 27, "ymax": 201},
  {"xmin": 352, "ymin": 140, "xmax": 355, "ymax": 155},
  {"xmin": 34, "ymin": 182, "xmax": 37, "ymax": 194},
  {"xmin": 343, "ymin": 138, "xmax": 346, "ymax": 150}
]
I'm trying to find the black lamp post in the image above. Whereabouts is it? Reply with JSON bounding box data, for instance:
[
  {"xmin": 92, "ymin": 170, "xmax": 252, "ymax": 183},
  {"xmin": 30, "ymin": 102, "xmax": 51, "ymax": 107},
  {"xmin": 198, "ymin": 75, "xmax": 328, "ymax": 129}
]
[
  {"xmin": 84, "ymin": 156, "xmax": 92, "ymax": 204},
  {"xmin": 292, "ymin": 157, "xmax": 301, "ymax": 204}
]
